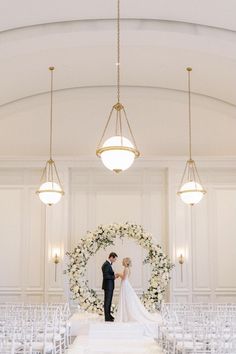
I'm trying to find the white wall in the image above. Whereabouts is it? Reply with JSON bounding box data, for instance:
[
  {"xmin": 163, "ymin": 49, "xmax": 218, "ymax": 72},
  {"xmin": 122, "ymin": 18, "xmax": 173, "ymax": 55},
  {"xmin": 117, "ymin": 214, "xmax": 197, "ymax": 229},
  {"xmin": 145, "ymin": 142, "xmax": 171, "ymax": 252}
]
[
  {"xmin": 169, "ymin": 167, "xmax": 236, "ymax": 303},
  {"xmin": 0, "ymin": 160, "xmax": 236, "ymax": 304},
  {"xmin": 70, "ymin": 167, "xmax": 167, "ymax": 303},
  {"xmin": 0, "ymin": 168, "xmax": 68, "ymax": 303}
]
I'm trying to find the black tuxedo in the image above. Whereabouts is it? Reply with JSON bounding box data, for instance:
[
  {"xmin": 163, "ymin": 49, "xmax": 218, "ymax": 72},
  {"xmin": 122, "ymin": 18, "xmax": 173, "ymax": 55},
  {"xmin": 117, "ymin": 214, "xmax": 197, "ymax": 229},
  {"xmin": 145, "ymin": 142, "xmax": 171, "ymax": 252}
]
[{"xmin": 102, "ymin": 260, "xmax": 115, "ymax": 321}]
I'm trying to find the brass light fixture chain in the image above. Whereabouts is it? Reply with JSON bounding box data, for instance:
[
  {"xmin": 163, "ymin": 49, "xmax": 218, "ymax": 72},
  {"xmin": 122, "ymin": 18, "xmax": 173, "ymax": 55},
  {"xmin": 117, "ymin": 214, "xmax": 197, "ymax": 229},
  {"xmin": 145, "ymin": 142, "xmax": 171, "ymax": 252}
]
[
  {"xmin": 49, "ymin": 161, "xmax": 51, "ymax": 182},
  {"xmin": 97, "ymin": 106, "xmax": 115, "ymax": 148},
  {"xmin": 96, "ymin": 0, "xmax": 140, "ymax": 165},
  {"xmin": 194, "ymin": 160, "xmax": 205, "ymax": 188},
  {"xmin": 179, "ymin": 161, "xmax": 188, "ymax": 187},
  {"xmin": 51, "ymin": 160, "xmax": 54, "ymax": 184},
  {"xmin": 49, "ymin": 66, "xmax": 54, "ymax": 161},
  {"xmin": 177, "ymin": 67, "xmax": 206, "ymax": 202},
  {"xmin": 36, "ymin": 65, "xmax": 64, "ymax": 203},
  {"xmin": 115, "ymin": 109, "xmax": 119, "ymax": 135},
  {"xmin": 123, "ymin": 107, "xmax": 139, "ymax": 150},
  {"xmin": 53, "ymin": 161, "xmax": 63, "ymax": 188},
  {"xmin": 187, "ymin": 67, "xmax": 192, "ymax": 161},
  {"xmin": 117, "ymin": 0, "xmax": 120, "ymax": 103},
  {"xmin": 119, "ymin": 109, "xmax": 123, "ymax": 145}
]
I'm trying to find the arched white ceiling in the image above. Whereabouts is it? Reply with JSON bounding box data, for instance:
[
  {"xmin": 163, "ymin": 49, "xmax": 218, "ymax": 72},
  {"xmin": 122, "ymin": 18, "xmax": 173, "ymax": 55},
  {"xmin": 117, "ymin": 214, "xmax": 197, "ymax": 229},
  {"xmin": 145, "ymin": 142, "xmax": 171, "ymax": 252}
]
[
  {"xmin": 0, "ymin": 0, "xmax": 235, "ymax": 157},
  {"xmin": 1, "ymin": 0, "xmax": 236, "ymax": 31}
]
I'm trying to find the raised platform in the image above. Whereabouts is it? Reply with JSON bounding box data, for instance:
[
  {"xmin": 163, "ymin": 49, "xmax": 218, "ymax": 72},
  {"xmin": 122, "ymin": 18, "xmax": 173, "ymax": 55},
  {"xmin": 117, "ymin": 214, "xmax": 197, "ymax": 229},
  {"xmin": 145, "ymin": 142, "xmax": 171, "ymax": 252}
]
[
  {"xmin": 67, "ymin": 311, "xmax": 162, "ymax": 354},
  {"xmin": 67, "ymin": 335, "xmax": 162, "ymax": 354},
  {"xmin": 70, "ymin": 311, "xmax": 103, "ymax": 336},
  {"xmin": 89, "ymin": 322, "xmax": 146, "ymax": 340},
  {"xmin": 70, "ymin": 311, "xmax": 160, "ymax": 339}
]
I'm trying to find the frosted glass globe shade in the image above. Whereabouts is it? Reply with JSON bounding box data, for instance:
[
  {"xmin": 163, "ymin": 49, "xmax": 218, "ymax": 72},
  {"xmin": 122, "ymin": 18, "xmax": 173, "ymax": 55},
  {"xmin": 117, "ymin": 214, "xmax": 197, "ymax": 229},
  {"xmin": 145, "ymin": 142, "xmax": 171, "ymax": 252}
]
[
  {"xmin": 179, "ymin": 181, "xmax": 204, "ymax": 205},
  {"xmin": 101, "ymin": 136, "xmax": 135, "ymax": 172},
  {"xmin": 38, "ymin": 181, "xmax": 62, "ymax": 205}
]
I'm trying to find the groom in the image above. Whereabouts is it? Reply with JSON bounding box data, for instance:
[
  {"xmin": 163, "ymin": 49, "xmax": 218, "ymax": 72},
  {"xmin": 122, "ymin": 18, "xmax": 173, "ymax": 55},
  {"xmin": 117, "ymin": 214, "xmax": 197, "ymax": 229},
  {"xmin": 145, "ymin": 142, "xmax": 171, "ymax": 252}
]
[{"xmin": 102, "ymin": 252, "xmax": 118, "ymax": 322}]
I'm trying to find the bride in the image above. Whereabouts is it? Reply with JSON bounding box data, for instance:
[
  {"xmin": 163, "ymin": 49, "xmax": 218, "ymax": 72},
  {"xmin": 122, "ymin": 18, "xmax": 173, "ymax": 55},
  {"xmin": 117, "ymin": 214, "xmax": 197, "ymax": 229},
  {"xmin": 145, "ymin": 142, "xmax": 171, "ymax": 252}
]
[{"xmin": 115, "ymin": 257, "xmax": 161, "ymax": 330}]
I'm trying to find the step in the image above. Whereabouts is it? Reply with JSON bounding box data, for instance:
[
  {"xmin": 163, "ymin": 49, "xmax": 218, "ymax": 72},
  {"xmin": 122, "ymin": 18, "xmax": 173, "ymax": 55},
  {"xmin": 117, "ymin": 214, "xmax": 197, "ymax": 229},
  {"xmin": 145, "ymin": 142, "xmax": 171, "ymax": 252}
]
[
  {"xmin": 67, "ymin": 335, "xmax": 162, "ymax": 354},
  {"xmin": 89, "ymin": 323, "xmax": 146, "ymax": 340}
]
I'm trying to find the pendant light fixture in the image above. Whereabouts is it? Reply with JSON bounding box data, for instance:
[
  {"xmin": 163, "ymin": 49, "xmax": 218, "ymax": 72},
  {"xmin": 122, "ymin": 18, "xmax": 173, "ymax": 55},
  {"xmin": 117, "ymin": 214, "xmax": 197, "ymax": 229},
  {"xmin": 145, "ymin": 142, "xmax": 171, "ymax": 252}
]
[
  {"xmin": 96, "ymin": 0, "xmax": 140, "ymax": 173},
  {"xmin": 177, "ymin": 67, "xmax": 206, "ymax": 206},
  {"xmin": 36, "ymin": 67, "xmax": 64, "ymax": 206}
]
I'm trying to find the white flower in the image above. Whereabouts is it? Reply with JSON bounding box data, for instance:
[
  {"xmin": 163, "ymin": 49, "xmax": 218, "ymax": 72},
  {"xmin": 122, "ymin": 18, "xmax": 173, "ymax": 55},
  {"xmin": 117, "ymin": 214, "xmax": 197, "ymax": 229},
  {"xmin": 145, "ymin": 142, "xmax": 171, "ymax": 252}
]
[
  {"xmin": 67, "ymin": 222, "xmax": 173, "ymax": 314},
  {"xmin": 151, "ymin": 279, "xmax": 158, "ymax": 287}
]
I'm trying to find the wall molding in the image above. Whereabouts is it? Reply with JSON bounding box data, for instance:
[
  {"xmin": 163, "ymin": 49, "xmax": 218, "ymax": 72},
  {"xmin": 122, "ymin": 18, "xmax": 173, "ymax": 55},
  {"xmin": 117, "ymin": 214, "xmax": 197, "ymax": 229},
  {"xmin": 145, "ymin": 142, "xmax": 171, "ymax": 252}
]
[{"xmin": 0, "ymin": 163, "xmax": 235, "ymax": 304}]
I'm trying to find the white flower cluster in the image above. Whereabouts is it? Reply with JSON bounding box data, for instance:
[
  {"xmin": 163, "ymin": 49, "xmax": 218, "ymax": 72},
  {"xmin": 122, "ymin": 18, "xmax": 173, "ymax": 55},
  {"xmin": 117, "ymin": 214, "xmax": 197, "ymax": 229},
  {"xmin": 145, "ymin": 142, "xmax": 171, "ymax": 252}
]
[{"xmin": 67, "ymin": 222, "xmax": 174, "ymax": 314}]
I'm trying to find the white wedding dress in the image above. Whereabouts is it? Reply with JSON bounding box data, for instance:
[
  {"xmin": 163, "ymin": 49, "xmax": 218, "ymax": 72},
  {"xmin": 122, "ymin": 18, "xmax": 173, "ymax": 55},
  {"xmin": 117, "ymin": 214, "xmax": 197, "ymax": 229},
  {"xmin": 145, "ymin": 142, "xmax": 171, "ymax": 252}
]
[{"xmin": 115, "ymin": 267, "xmax": 161, "ymax": 337}]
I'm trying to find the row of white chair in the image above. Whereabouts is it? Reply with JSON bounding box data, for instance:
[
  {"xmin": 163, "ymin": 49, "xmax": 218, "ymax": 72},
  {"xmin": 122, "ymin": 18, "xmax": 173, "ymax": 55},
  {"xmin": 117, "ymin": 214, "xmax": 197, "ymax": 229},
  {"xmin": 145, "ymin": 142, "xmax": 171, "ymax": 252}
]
[
  {"xmin": 160, "ymin": 303, "xmax": 236, "ymax": 354},
  {"xmin": 0, "ymin": 303, "xmax": 71, "ymax": 354}
]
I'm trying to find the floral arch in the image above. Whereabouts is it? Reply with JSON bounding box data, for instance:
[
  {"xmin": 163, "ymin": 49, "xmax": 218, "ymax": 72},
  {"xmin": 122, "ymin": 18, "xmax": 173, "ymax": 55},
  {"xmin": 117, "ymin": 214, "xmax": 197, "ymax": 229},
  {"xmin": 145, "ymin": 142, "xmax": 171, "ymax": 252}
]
[{"xmin": 67, "ymin": 222, "xmax": 174, "ymax": 314}]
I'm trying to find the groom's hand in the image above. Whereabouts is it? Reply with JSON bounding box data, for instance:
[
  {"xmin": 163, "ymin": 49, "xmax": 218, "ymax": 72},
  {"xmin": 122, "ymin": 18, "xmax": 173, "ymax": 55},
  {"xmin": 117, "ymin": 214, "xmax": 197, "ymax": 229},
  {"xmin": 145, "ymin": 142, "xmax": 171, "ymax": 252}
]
[{"xmin": 115, "ymin": 273, "xmax": 119, "ymax": 279}]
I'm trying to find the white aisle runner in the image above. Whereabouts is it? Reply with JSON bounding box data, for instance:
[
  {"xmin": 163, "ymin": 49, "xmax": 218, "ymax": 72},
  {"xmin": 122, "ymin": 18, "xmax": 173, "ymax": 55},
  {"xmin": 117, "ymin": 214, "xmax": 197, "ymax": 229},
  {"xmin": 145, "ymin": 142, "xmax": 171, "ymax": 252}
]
[{"xmin": 67, "ymin": 315, "xmax": 163, "ymax": 354}]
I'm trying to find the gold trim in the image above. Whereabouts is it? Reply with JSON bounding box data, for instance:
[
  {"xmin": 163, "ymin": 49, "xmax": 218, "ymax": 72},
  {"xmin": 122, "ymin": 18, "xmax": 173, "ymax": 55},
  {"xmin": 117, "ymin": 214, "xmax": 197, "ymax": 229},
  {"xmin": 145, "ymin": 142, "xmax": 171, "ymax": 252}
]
[
  {"xmin": 36, "ymin": 159, "xmax": 64, "ymax": 196},
  {"xmin": 178, "ymin": 254, "xmax": 184, "ymax": 265},
  {"xmin": 53, "ymin": 254, "xmax": 60, "ymax": 265},
  {"xmin": 96, "ymin": 145, "xmax": 140, "ymax": 158},
  {"xmin": 36, "ymin": 189, "xmax": 64, "ymax": 195},
  {"xmin": 177, "ymin": 189, "xmax": 206, "ymax": 195},
  {"xmin": 113, "ymin": 102, "xmax": 124, "ymax": 111},
  {"xmin": 113, "ymin": 169, "xmax": 122, "ymax": 173}
]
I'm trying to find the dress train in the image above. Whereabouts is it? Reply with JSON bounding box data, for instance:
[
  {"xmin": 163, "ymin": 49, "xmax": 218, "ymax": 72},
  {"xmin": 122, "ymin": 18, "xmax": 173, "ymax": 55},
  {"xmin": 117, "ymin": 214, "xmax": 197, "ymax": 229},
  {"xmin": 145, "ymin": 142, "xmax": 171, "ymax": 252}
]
[{"xmin": 115, "ymin": 271, "xmax": 161, "ymax": 337}]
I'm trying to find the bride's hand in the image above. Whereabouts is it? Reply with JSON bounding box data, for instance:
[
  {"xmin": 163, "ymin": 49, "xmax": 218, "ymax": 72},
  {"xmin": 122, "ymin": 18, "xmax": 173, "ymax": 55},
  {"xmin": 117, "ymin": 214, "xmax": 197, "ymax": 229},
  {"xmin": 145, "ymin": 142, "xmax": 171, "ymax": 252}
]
[{"xmin": 115, "ymin": 273, "xmax": 120, "ymax": 279}]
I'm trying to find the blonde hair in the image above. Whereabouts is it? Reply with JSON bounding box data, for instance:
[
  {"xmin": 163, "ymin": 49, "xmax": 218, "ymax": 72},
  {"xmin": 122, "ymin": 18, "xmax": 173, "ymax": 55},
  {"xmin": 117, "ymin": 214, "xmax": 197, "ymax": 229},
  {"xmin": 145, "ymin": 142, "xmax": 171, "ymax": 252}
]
[{"xmin": 122, "ymin": 257, "xmax": 132, "ymax": 268}]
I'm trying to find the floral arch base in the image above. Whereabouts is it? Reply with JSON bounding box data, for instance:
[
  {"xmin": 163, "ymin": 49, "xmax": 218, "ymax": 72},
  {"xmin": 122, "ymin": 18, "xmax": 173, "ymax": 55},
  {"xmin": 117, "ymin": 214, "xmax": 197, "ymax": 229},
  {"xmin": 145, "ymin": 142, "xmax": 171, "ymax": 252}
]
[{"xmin": 67, "ymin": 222, "xmax": 174, "ymax": 314}]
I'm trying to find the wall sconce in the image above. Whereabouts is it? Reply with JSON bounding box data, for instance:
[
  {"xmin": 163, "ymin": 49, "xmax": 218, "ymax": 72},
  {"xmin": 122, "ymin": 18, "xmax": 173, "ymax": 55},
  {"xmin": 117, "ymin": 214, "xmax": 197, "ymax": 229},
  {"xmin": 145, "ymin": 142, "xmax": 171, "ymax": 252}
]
[
  {"xmin": 52, "ymin": 248, "xmax": 61, "ymax": 282},
  {"xmin": 178, "ymin": 254, "xmax": 184, "ymax": 282}
]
